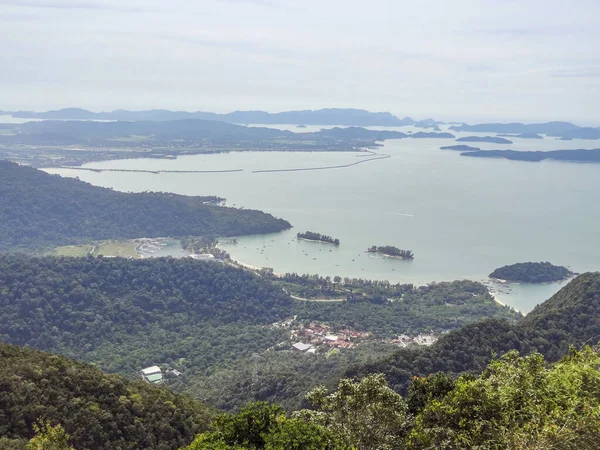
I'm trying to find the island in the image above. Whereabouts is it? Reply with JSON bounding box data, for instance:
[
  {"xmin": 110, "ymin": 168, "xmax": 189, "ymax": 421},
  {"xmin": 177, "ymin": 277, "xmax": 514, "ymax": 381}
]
[
  {"xmin": 297, "ymin": 231, "xmax": 340, "ymax": 245},
  {"xmin": 489, "ymin": 262, "xmax": 574, "ymax": 283},
  {"xmin": 456, "ymin": 136, "xmax": 513, "ymax": 144},
  {"xmin": 440, "ymin": 144, "xmax": 481, "ymax": 151},
  {"xmin": 297, "ymin": 124, "xmax": 307, "ymax": 128},
  {"xmin": 367, "ymin": 245, "xmax": 414, "ymax": 260},
  {"xmin": 497, "ymin": 132, "xmax": 543, "ymax": 139},
  {"xmin": 460, "ymin": 149, "xmax": 600, "ymax": 163}
]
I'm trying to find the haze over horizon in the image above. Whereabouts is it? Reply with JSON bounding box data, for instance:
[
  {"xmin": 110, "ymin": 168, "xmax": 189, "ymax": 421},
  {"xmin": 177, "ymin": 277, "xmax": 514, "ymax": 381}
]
[{"xmin": 2, "ymin": 0, "xmax": 599, "ymax": 125}]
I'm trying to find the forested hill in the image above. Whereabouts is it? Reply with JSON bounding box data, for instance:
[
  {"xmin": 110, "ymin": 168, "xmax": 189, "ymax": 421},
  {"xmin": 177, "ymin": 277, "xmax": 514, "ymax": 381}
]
[
  {"xmin": 347, "ymin": 272, "xmax": 600, "ymax": 394},
  {"xmin": 0, "ymin": 342, "xmax": 213, "ymax": 450},
  {"xmin": 0, "ymin": 255, "xmax": 293, "ymax": 373},
  {"xmin": 0, "ymin": 160, "xmax": 290, "ymax": 250}
]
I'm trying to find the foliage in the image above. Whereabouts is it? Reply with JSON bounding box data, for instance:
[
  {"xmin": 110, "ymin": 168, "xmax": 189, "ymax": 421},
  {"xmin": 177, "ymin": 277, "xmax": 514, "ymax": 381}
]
[
  {"xmin": 184, "ymin": 403, "xmax": 348, "ymax": 450},
  {"xmin": 367, "ymin": 246, "xmax": 414, "ymax": 260},
  {"xmin": 490, "ymin": 261, "xmax": 574, "ymax": 283},
  {"xmin": 406, "ymin": 347, "xmax": 600, "ymax": 449},
  {"xmin": 200, "ymin": 348, "xmax": 600, "ymax": 450},
  {"xmin": 0, "ymin": 254, "xmax": 520, "ymax": 413},
  {"xmin": 295, "ymin": 374, "xmax": 412, "ymax": 450},
  {"xmin": 0, "ymin": 160, "xmax": 290, "ymax": 251},
  {"xmin": 27, "ymin": 421, "xmax": 74, "ymax": 450},
  {"xmin": 348, "ymin": 272, "xmax": 600, "ymax": 397},
  {"xmin": 0, "ymin": 342, "xmax": 213, "ymax": 450},
  {"xmin": 297, "ymin": 231, "xmax": 340, "ymax": 246}
]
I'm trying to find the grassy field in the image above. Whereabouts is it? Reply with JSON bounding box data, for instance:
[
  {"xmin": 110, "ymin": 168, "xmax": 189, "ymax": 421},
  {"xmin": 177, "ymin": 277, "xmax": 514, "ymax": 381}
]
[{"xmin": 55, "ymin": 241, "xmax": 140, "ymax": 258}]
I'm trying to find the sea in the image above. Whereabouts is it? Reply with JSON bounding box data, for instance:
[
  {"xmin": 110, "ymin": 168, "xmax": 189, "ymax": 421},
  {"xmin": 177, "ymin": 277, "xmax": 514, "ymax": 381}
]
[{"xmin": 44, "ymin": 124, "xmax": 600, "ymax": 313}]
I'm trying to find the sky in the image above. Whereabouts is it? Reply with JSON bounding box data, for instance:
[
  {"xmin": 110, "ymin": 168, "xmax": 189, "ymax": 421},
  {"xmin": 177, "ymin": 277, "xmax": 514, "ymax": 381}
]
[{"xmin": 1, "ymin": 0, "xmax": 600, "ymax": 124}]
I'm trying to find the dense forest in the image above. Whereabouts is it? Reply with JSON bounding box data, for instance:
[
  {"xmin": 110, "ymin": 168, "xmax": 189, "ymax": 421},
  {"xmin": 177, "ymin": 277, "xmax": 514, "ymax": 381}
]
[
  {"xmin": 0, "ymin": 342, "xmax": 213, "ymax": 450},
  {"xmin": 185, "ymin": 347, "xmax": 600, "ymax": 449},
  {"xmin": 0, "ymin": 161, "xmax": 290, "ymax": 251},
  {"xmin": 0, "ymin": 266, "xmax": 598, "ymax": 448},
  {"xmin": 297, "ymin": 231, "xmax": 340, "ymax": 245},
  {"xmin": 0, "ymin": 255, "xmax": 518, "ymax": 412},
  {"xmin": 347, "ymin": 272, "xmax": 600, "ymax": 396},
  {"xmin": 490, "ymin": 261, "xmax": 574, "ymax": 283},
  {"xmin": 367, "ymin": 245, "xmax": 414, "ymax": 260}
]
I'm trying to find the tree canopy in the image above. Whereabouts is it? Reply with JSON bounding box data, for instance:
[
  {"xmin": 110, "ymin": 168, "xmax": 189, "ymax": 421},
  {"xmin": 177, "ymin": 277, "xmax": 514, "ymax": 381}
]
[{"xmin": 0, "ymin": 160, "xmax": 290, "ymax": 251}]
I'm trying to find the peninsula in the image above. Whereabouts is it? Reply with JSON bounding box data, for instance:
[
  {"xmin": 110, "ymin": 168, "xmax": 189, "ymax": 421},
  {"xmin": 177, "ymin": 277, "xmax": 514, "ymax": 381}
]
[
  {"xmin": 489, "ymin": 262, "xmax": 574, "ymax": 283},
  {"xmin": 297, "ymin": 231, "xmax": 340, "ymax": 245},
  {"xmin": 367, "ymin": 245, "xmax": 414, "ymax": 260}
]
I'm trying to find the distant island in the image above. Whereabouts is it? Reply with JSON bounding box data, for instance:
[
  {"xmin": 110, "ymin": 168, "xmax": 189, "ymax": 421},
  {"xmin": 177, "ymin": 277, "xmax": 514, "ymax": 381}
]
[
  {"xmin": 456, "ymin": 136, "xmax": 513, "ymax": 144},
  {"xmin": 367, "ymin": 245, "xmax": 414, "ymax": 260},
  {"xmin": 440, "ymin": 144, "xmax": 481, "ymax": 151},
  {"xmin": 4, "ymin": 107, "xmax": 434, "ymax": 127},
  {"xmin": 490, "ymin": 262, "xmax": 574, "ymax": 283},
  {"xmin": 449, "ymin": 121, "xmax": 600, "ymax": 140},
  {"xmin": 460, "ymin": 149, "xmax": 600, "ymax": 163},
  {"xmin": 497, "ymin": 132, "xmax": 543, "ymax": 139},
  {"xmin": 297, "ymin": 231, "xmax": 340, "ymax": 245},
  {"xmin": 297, "ymin": 124, "xmax": 307, "ymax": 128}
]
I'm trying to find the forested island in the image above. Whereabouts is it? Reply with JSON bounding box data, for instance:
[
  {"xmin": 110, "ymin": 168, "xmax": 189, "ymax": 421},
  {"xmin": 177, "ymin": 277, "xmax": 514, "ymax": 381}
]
[
  {"xmin": 367, "ymin": 245, "xmax": 414, "ymax": 260},
  {"xmin": 489, "ymin": 262, "xmax": 574, "ymax": 283},
  {"xmin": 456, "ymin": 136, "xmax": 513, "ymax": 144},
  {"xmin": 497, "ymin": 132, "xmax": 544, "ymax": 139},
  {"xmin": 439, "ymin": 144, "xmax": 481, "ymax": 151},
  {"xmin": 297, "ymin": 231, "xmax": 340, "ymax": 245},
  {"xmin": 461, "ymin": 148, "xmax": 600, "ymax": 163}
]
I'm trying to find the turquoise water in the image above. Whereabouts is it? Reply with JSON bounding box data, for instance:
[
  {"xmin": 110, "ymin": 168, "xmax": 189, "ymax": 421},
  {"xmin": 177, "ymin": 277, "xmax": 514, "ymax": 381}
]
[{"xmin": 45, "ymin": 126, "xmax": 600, "ymax": 313}]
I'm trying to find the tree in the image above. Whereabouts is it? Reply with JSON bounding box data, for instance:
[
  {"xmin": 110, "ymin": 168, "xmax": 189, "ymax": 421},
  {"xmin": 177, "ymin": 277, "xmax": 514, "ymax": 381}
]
[
  {"xmin": 185, "ymin": 403, "xmax": 348, "ymax": 450},
  {"xmin": 294, "ymin": 374, "xmax": 412, "ymax": 450},
  {"xmin": 27, "ymin": 421, "xmax": 74, "ymax": 450}
]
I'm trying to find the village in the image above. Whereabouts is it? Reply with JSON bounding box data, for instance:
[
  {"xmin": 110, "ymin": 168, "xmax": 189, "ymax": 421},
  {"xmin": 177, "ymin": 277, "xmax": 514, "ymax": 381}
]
[{"xmin": 271, "ymin": 317, "xmax": 439, "ymax": 354}]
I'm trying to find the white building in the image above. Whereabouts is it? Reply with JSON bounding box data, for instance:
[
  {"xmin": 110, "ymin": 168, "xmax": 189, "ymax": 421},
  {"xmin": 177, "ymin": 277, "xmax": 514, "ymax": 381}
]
[
  {"xmin": 292, "ymin": 342, "xmax": 313, "ymax": 352},
  {"xmin": 140, "ymin": 365, "xmax": 163, "ymax": 384}
]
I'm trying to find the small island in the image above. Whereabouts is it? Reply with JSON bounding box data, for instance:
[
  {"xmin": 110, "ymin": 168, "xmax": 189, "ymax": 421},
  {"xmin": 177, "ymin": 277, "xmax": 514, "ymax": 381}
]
[
  {"xmin": 456, "ymin": 136, "xmax": 513, "ymax": 144},
  {"xmin": 497, "ymin": 132, "xmax": 543, "ymax": 139},
  {"xmin": 367, "ymin": 245, "xmax": 414, "ymax": 260},
  {"xmin": 489, "ymin": 262, "xmax": 574, "ymax": 283},
  {"xmin": 297, "ymin": 231, "xmax": 340, "ymax": 245},
  {"xmin": 440, "ymin": 144, "xmax": 481, "ymax": 151}
]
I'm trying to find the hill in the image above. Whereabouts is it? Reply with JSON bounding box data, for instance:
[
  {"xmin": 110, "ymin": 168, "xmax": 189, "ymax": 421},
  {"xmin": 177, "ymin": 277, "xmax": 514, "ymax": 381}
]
[
  {"xmin": 0, "ymin": 254, "xmax": 519, "ymax": 412},
  {"xmin": 347, "ymin": 273, "xmax": 600, "ymax": 394},
  {"xmin": 9, "ymin": 108, "xmax": 409, "ymax": 126},
  {"xmin": 0, "ymin": 160, "xmax": 290, "ymax": 251},
  {"xmin": 0, "ymin": 342, "xmax": 213, "ymax": 450}
]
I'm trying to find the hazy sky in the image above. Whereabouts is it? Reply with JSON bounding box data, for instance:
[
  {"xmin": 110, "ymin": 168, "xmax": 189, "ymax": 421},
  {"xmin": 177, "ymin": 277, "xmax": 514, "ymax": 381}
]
[{"xmin": 2, "ymin": 0, "xmax": 599, "ymax": 124}]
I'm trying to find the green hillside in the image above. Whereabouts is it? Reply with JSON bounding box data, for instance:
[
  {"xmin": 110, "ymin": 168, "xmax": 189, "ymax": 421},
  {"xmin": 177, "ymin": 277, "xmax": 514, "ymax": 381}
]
[
  {"xmin": 0, "ymin": 254, "xmax": 518, "ymax": 412},
  {"xmin": 0, "ymin": 342, "xmax": 213, "ymax": 450},
  {"xmin": 0, "ymin": 160, "xmax": 290, "ymax": 251},
  {"xmin": 347, "ymin": 273, "xmax": 600, "ymax": 395}
]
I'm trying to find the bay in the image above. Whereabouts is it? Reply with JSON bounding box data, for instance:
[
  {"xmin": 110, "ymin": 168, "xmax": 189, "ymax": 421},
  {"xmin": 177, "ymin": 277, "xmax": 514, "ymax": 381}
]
[{"xmin": 45, "ymin": 126, "xmax": 600, "ymax": 313}]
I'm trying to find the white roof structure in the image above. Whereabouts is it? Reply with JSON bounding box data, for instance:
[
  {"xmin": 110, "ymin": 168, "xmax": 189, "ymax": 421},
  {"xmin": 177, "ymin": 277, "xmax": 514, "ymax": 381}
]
[
  {"xmin": 325, "ymin": 335, "xmax": 339, "ymax": 341},
  {"xmin": 306, "ymin": 348, "xmax": 317, "ymax": 354},
  {"xmin": 292, "ymin": 342, "xmax": 312, "ymax": 352},
  {"xmin": 141, "ymin": 365, "xmax": 161, "ymax": 375}
]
